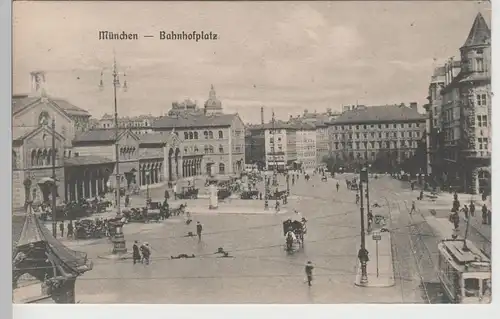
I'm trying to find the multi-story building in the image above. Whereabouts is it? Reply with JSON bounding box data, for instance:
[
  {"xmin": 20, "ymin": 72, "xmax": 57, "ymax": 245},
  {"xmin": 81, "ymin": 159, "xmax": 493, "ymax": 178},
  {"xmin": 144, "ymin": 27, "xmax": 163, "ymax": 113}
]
[
  {"xmin": 329, "ymin": 103, "xmax": 426, "ymax": 172},
  {"xmin": 247, "ymin": 122, "xmax": 298, "ymax": 171},
  {"xmin": 292, "ymin": 122, "xmax": 317, "ymax": 172},
  {"xmin": 12, "ymin": 71, "xmax": 91, "ymax": 209},
  {"xmin": 429, "ymin": 13, "xmax": 491, "ymax": 194},
  {"xmin": 97, "ymin": 114, "xmax": 158, "ymax": 135},
  {"xmin": 152, "ymin": 113, "xmax": 245, "ymax": 175},
  {"xmin": 167, "ymin": 99, "xmax": 202, "ymax": 116}
]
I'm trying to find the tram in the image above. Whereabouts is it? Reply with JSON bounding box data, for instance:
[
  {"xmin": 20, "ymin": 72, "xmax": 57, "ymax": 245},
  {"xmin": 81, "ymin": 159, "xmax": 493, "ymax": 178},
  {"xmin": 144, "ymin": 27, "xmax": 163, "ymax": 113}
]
[{"xmin": 437, "ymin": 239, "xmax": 491, "ymax": 304}]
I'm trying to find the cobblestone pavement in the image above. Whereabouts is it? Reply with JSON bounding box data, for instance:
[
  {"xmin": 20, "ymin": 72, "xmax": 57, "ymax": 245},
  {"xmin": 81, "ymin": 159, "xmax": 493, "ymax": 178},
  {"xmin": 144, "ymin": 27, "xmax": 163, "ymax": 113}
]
[
  {"xmin": 14, "ymin": 173, "xmax": 453, "ymax": 304},
  {"xmin": 62, "ymin": 173, "xmax": 413, "ymax": 303}
]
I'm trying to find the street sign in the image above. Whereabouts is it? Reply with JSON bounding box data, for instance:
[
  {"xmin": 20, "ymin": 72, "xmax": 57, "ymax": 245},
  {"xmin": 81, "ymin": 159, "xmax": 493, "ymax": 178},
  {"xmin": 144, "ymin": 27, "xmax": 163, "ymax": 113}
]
[{"xmin": 372, "ymin": 232, "xmax": 381, "ymax": 241}]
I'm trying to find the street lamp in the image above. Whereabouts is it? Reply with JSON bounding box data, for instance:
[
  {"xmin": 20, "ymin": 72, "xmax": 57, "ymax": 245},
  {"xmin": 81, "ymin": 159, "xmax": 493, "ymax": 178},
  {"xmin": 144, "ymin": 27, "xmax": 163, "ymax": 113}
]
[
  {"xmin": 358, "ymin": 167, "xmax": 369, "ymax": 285},
  {"xmin": 145, "ymin": 171, "xmax": 150, "ymax": 204},
  {"xmin": 98, "ymin": 54, "xmax": 128, "ymax": 256}
]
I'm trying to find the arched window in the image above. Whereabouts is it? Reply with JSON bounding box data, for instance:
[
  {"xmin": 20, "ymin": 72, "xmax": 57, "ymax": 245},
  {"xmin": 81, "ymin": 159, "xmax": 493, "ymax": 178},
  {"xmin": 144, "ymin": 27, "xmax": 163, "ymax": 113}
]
[
  {"xmin": 219, "ymin": 145, "xmax": 224, "ymax": 153},
  {"xmin": 184, "ymin": 132, "xmax": 189, "ymax": 140},
  {"xmin": 31, "ymin": 149, "xmax": 36, "ymax": 167},
  {"xmin": 38, "ymin": 111, "xmax": 50, "ymax": 126},
  {"xmin": 218, "ymin": 130, "xmax": 223, "ymax": 139},
  {"xmin": 219, "ymin": 163, "xmax": 225, "ymax": 174},
  {"xmin": 194, "ymin": 145, "xmax": 199, "ymax": 153},
  {"xmin": 204, "ymin": 145, "xmax": 209, "ymax": 154},
  {"xmin": 209, "ymin": 145, "xmax": 214, "ymax": 153},
  {"xmin": 204, "ymin": 131, "xmax": 208, "ymax": 139},
  {"xmin": 194, "ymin": 132, "xmax": 199, "ymax": 139},
  {"xmin": 189, "ymin": 132, "xmax": 194, "ymax": 140},
  {"xmin": 47, "ymin": 149, "xmax": 52, "ymax": 165},
  {"xmin": 12, "ymin": 150, "xmax": 17, "ymax": 169},
  {"xmin": 42, "ymin": 149, "xmax": 48, "ymax": 166},
  {"xmin": 209, "ymin": 131, "xmax": 214, "ymax": 139}
]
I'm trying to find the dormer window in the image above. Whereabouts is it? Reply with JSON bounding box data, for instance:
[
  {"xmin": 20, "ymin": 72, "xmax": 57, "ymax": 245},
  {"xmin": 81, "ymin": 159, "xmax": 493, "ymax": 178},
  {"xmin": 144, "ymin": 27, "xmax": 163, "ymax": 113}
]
[{"xmin": 38, "ymin": 111, "xmax": 50, "ymax": 126}]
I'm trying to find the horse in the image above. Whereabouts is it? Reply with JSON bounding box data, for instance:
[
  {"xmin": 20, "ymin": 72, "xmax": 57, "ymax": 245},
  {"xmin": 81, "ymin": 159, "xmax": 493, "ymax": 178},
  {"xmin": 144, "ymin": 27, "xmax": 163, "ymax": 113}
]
[{"xmin": 285, "ymin": 231, "xmax": 296, "ymax": 251}]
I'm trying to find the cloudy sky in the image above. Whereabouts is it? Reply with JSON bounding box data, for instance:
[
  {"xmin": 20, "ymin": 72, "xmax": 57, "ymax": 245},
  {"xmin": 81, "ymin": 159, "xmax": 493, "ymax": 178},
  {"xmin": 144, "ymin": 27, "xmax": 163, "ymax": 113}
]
[{"xmin": 13, "ymin": 1, "xmax": 490, "ymax": 123}]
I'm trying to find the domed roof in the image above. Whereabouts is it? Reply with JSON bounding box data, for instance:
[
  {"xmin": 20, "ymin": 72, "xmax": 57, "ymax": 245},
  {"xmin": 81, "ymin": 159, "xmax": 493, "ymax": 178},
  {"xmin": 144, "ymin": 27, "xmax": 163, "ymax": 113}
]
[{"xmin": 204, "ymin": 85, "xmax": 222, "ymax": 110}]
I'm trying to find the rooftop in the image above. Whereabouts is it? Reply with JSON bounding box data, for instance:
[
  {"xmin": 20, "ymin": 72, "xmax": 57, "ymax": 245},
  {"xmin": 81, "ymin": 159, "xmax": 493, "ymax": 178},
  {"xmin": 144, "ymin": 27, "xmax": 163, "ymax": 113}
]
[
  {"xmin": 64, "ymin": 155, "xmax": 113, "ymax": 167},
  {"xmin": 332, "ymin": 104, "xmax": 426, "ymax": 124},
  {"xmin": 73, "ymin": 129, "xmax": 129, "ymax": 143},
  {"xmin": 462, "ymin": 12, "xmax": 491, "ymax": 48},
  {"xmin": 153, "ymin": 113, "xmax": 238, "ymax": 129},
  {"xmin": 12, "ymin": 94, "xmax": 90, "ymax": 117}
]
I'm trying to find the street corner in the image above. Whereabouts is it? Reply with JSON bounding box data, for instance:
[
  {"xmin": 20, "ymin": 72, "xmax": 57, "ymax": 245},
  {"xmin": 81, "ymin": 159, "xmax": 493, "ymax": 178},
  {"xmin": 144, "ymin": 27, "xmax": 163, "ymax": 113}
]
[{"xmin": 354, "ymin": 232, "xmax": 395, "ymax": 288}]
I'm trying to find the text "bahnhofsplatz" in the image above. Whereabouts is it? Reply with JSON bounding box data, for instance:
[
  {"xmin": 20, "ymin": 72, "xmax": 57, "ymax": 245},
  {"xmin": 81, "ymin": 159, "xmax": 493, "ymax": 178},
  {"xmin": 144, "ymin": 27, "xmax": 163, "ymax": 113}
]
[{"xmin": 98, "ymin": 31, "xmax": 219, "ymax": 41}]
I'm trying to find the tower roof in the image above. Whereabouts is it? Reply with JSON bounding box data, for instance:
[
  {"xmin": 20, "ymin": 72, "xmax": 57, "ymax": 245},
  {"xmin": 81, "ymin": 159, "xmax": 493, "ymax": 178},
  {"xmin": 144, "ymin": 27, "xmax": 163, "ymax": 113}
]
[
  {"xmin": 204, "ymin": 84, "xmax": 222, "ymax": 110},
  {"xmin": 462, "ymin": 13, "xmax": 491, "ymax": 48}
]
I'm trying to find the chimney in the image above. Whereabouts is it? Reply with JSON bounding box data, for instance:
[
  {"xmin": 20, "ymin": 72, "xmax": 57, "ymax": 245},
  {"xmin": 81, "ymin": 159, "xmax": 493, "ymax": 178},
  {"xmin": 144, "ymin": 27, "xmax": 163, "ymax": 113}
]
[
  {"xmin": 261, "ymin": 106, "xmax": 264, "ymax": 124},
  {"xmin": 30, "ymin": 71, "xmax": 47, "ymax": 97},
  {"xmin": 410, "ymin": 102, "xmax": 418, "ymax": 111}
]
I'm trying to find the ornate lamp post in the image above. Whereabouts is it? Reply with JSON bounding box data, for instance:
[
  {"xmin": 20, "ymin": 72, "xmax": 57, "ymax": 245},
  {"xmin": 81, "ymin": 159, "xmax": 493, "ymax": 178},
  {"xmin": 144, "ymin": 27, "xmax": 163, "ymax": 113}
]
[
  {"xmin": 357, "ymin": 167, "xmax": 369, "ymax": 285},
  {"xmin": 145, "ymin": 171, "xmax": 150, "ymax": 204},
  {"xmin": 98, "ymin": 54, "xmax": 129, "ymax": 257}
]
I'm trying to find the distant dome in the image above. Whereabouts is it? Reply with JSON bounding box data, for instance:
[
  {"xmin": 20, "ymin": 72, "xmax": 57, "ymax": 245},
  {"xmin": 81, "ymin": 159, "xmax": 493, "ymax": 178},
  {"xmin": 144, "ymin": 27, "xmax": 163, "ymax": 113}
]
[{"xmin": 204, "ymin": 84, "xmax": 222, "ymax": 110}]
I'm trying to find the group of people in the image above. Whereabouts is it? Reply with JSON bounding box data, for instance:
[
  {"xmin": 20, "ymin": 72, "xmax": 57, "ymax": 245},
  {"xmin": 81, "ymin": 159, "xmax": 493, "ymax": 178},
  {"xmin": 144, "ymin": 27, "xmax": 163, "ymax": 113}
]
[{"xmin": 132, "ymin": 241, "xmax": 152, "ymax": 265}]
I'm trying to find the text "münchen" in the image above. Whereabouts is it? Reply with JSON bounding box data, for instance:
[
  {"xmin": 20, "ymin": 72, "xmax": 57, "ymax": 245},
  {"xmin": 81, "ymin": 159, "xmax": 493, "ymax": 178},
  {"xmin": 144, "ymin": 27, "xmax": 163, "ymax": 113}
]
[{"xmin": 99, "ymin": 31, "xmax": 139, "ymax": 40}]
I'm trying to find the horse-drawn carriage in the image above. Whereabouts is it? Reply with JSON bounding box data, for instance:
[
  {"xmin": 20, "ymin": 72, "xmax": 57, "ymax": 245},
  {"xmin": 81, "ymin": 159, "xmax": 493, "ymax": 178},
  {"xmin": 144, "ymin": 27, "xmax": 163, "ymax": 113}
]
[
  {"xmin": 122, "ymin": 205, "xmax": 162, "ymax": 223},
  {"xmin": 283, "ymin": 218, "xmax": 306, "ymax": 251},
  {"xmin": 269, "ymin": 190, "xmax": 287, "ymax": 200},
  {"xmin": 176, "ymin": 186, "xmax": 199, "ymax": 199},
  {"xmin": 74, "ymin": 219, "xmax": 106, "ymax": 239},
  {"xmin": 240, "ymin": 190, "xmax": 259, "ymax": 200}
]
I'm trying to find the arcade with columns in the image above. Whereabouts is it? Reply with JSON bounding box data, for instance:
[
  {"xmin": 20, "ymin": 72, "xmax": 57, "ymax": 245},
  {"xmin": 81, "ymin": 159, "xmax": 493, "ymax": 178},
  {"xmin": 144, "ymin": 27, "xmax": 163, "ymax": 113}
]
[{"xmin": 64, "ymin": 164, "xmax": 114, "ymax": 201}]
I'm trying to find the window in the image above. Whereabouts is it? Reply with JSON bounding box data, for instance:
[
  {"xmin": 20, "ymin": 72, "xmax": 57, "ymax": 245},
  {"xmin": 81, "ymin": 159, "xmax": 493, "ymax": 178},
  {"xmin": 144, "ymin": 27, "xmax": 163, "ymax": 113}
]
[
  {"xmin": 378, "ymin": 132, "xmax": 382, "ymax": 138},
  {"xmin": 194, "ymin": 132, "xmax": 199, "ymax": 139},
  {"xmin": 355, "ymin": 142, "xmax": 360, "ymax": 149},
  {"xmin": 356, "ymin": 133, "xmax": 360, "ymax": 139},
  {"xmin": 209, "ymin": 145, "xmax": 214, "ymax": 153},
  {"xmin": 356, "ymin": 125, "xmax": 359, "ymax": 130},
  {"xmin": 204, "ymin": 131, "xmax": 208, "ymax": 139},
  {"xmin": 370, "ymin": 124, "xmax": 374, "ymax": 128},
  {"xmin": 385, "ymin": 124, "xmax": 389, "ymax": 128},
  {"xmin": 378, "ymin": 124, "xmax": 382, "ymax": 129},
  {"xmin": 393, "ymin": 124, "xmax": 396, "ymax": 128},
  {"xmin": 189, "ymin": 132, "xmax": 194, "ymax": 139},
  {"xmin": 400, "ymin": 123, "xmax": 404, "ymax": 128},
  {"xmin": 482, "ymin": 115, "xmax": 488, "ymax": 127},
  {"xmin": 219, "ymin": 163, "xmax": 225, "ymax": 174},
  {"xmin": 184, "ymin": 132, "xmax": 189, "ymax": 140},
  {"xmin": 370, "ymin": 142, "xmax": 375, "ymax": 149},
  {"xmin": 363, "ymin": 133, "xmax": 367, "ymax": 138},
  {"xmin": 476, "ymin": 58, "xmax": 484, "ymax": 72},
  {"xmin": 209, "ymin": 131, "xmax": 214, "ymax": 139},
  {"xmin": 477, "ymin": 94, "xmax": 487, "ymax": 106},
  {"xmin": 219, "ymin": 145, "xmax": 224, "ymax": 153},
  {"xmin": 194, "ymin": 146, "xmax": 199, "ymax": 153},
  {"xmin": 204, "ymin": 145, "xmax": 209, "ymax": 154},
  {"xmin": 363, "ymin": 125, "xmax": 367, "ymax": 129},
  {"xmin": 218, "ymin": 130, "xmax": 223, "ymax": 139},
  {"xmin": 371, "ymin": 132, "xmax": 375, "ymax": 138}
]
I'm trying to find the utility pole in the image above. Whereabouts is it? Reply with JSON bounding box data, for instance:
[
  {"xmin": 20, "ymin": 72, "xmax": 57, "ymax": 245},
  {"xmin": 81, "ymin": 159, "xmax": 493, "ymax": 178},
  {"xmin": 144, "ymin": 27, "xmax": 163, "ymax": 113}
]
[{"xmin": 51, "ymin": 119, "xmax": 57, "ymax": 238}]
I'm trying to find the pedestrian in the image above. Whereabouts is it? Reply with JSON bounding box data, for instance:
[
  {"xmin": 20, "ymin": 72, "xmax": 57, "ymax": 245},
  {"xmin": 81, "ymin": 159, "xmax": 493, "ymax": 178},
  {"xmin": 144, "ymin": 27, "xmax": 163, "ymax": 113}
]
[
  {"xmin": 410, "ymin": 200, "xmax": 416, "ymax": 214},
  {"xmin": 133, "ymin": 240, "xmax": 141, "ymax": 264},
  {"xmin": 140, "ymin": 242, "xmax": 151, "ymax": 265},
  {"xmin": 482, "ymin": 204, "xmax": 488, "ymax": 224},
  {"xmin": 462, "ymin": 205, "xmax": 469, "ymax": 220},
  {"xmin": 304, "ymin": 261, "xmax": 314, "ymax": 286},
  {"xmin": 411, "ymin": 181, "xmax": 415, "ymax": 191},
  {"xmin": 336, "ymin": 182, "xmax": 339, "ymax": 192},
  {"xmin": 469, "ymin": 202, "xmax": 475, "ymax": 217},
  {"xmin": 59, "ymin": 222, "xmax": 64, "ymax": 238},
  {"xmin": 196, "ymin": 221, "xmax": 203, "ymax": 242},
  {"xmin": 124, "ymin": 194, "xmax": 130, "ymax": 207},
  {"xmin": 355, "ymin": 193, "xmax": 360, "ymax": 205},
  {"xmin": 419, "ymin": 190, "xmax": 424, "ymax": 201},
  {"xmin": 275, "ymin": 200, "xmax": 281, "ymax": 212},
  {"xmin": 259, "ymin": 192, "xmax": 262, "ymax": 200},
  {"xmin": 487, "ymin": 209, "xmax": 491, "ymax": 226},
  {"xmin": 67, "ymin": 221, "xmax": 74, "ymax": 239}
]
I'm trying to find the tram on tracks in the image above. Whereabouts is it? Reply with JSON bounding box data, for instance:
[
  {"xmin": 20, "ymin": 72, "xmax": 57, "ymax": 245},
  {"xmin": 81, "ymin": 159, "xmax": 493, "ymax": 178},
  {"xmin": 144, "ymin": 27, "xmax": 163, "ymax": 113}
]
[{"xmin": 437, "ymin": 239, "xmax": 491, "ymax": 304}]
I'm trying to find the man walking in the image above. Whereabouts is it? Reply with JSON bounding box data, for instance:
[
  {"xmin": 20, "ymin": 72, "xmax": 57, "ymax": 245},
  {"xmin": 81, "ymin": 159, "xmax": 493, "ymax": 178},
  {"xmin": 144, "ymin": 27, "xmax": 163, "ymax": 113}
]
[
  {"xmin": 355, "ymin": 193, "xmax": 360, "ymax": 205},
  {"xmin": 67, "ymin": 221, "xmax": 74, "ymax": 239},
  {"xmin": 132, "ymin": 240, "xmax": 141, "ymax": 264},
  {"xmin": 336, "ymin": 182, "xmax": 340, "ymax": 192},
  {"xmin": 305, "ymin": 261, "xmax": 314, "ymax": 287},
  {"xmin": 59, "ymin": 222, "xmax": 64, "ymax": 238},
  {"xmin": 196, "ymin": 221, "xmax": 203, "ymax": 242},
  {"xmin": 410, "ymin": 200, "xmax": 416, "ymax": 214}
]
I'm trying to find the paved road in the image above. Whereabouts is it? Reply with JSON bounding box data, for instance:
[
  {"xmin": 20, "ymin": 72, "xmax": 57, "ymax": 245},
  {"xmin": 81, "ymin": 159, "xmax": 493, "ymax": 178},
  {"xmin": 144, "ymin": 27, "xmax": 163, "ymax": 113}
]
[{"xmin": 66, "ymin": 173, "xmax": 419, "ymax": 303}]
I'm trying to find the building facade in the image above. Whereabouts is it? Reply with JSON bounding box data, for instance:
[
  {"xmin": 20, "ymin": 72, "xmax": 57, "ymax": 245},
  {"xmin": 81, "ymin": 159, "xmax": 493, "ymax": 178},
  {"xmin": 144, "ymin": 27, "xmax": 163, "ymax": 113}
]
[
  {"xmin": 12, "ymin": 71, "xmax": 91, "ymax": 209},
  {"xmin": 247, "ymin": 123, "xmax": 297, "ymax": 171},
  {"xmin": 152, "ymin": 113, "xmax": 245, "ymax": 175},
  {"xmin": 97, "ymin": 114, "xmax": 158, "ymax": 135},
  {"xmin": 293, "ymin": 123, "xmax": 317, "ymax": 172},
  {"xmin": 428, "ymin": 13, "xmax": 491, "ymax": 194},
  {"xmin": 328, "ymin": 104, "xmax": 426, "ymax": 172}
]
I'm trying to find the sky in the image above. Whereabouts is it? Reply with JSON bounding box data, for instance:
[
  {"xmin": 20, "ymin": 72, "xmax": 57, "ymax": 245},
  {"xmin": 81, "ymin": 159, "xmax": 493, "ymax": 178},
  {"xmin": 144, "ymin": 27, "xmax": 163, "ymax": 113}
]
[{"xmin": 13, "ymin": 1, "xmax": 491, "ymax": 124}]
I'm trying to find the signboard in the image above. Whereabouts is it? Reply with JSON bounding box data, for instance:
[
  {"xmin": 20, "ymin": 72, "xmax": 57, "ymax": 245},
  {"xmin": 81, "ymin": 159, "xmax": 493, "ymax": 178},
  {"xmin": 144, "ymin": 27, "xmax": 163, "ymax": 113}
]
[{"xmin": 372, "ymin": 232, "xmax": 381, "ymax": 241}]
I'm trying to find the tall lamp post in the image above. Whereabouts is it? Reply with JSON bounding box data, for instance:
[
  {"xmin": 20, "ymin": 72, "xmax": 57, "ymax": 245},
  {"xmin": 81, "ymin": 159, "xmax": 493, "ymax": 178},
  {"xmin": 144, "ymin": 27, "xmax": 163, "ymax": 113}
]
[
  {"xmin": 271, "ymin": 111, "xmax": 279, "ymax": 208},
  {"xmin": 366, "ymin": 164, "xmax": 371, "ymax": 228},
  {"xmin": 145, "ymin": 171, "xmax": 150, "ymax": 204},
  {"xmin": 50, "ymin": 119, "xmax": 57, "ymax": 238},
  {"xmin": 99, "ymin": 54, "xmax": 128, "ymax": 256},
  {"xmin": 358, "ymin": 167, "xmax": 369, "ymax": 284}
]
